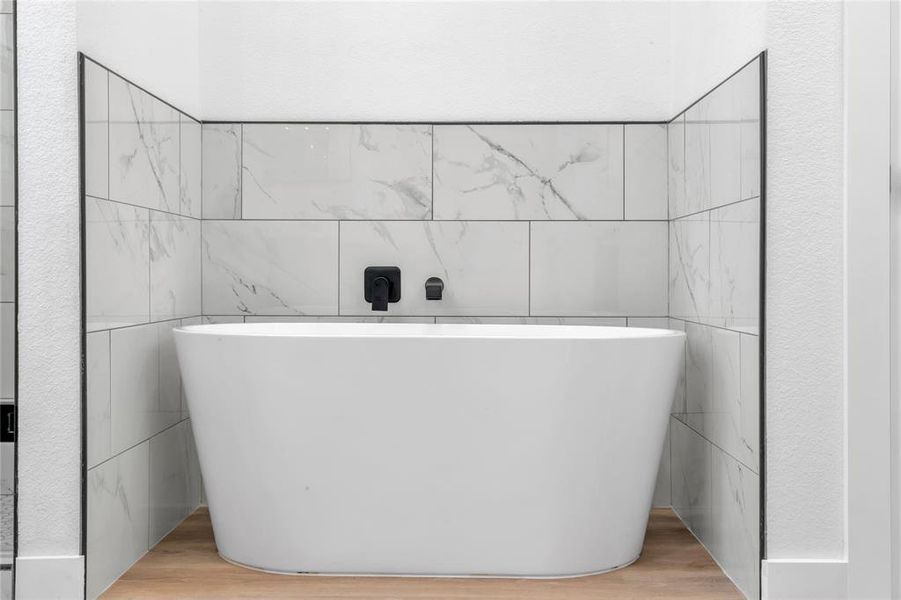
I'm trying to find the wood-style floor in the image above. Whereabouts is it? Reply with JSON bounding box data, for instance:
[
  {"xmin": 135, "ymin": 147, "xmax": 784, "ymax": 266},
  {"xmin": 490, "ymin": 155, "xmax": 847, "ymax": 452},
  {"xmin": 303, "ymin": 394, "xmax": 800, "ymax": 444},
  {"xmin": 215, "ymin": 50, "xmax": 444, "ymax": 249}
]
[{"xmin": 102, "ymin": 508, "xmax": 742, "ymax": 599}]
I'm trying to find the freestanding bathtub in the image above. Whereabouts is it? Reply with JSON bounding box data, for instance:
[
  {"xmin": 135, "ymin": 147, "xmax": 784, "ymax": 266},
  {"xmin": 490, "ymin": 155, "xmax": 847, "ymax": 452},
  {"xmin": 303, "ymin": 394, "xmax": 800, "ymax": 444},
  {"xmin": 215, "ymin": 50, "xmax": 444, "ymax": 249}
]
[{"xmin": 174, "ymin": 323, "xmax": 685, "ymax": 578}]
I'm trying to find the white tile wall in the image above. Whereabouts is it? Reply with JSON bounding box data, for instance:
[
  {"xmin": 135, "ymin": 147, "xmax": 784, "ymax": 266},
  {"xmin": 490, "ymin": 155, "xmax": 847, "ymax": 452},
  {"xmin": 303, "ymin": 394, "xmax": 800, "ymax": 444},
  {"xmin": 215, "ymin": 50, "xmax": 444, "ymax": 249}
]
[
  {"xmin": 150, "ymin": 212, "xmax": 201, "ymax": 321},
  {"xmin": 242, "ymin": 124, "xmax": 432, "ymax": 220},
  {"xmin": 86, "ymin": 197, "xmax": 150, "ymax": 331},
  {"xmin": 87, "ymin": 331, "xmax": 111, "ymax": 468},
  {"xmin": 108, "ymin": 74, "xmax": 180, "ymax": 213},
  {"xmin": 340, "ymin": 221, "xmax": 529, "ymax": 316},
  {"xmin": 179, "ymin": 116, "xmax": 202, "ymax": 219},
  {"xmin": 669, "ymin": 58, "xmax": 761, "ymax": 600},
  {"xmin": 84, "ymin": 59, "xmax": 108, "ymax": 200},
  {"xmin": 86, "ymin": 60, "xmax": 203, "ymax": 598},
  {"xmin": 530, "ymin": 221, "xmax": 668, "ymax": 316},
  {"xmin": 0, "ymin": 110, "xmax": 12, "ymax": 208},
  {"xmin": 0, "ymin": 15, "xmax": 10, "ymax": 111},
  {"xmin": 624, "ymin": 124, "xmax": 668, "ymax": 220},
  {"xmin": 149, "ymin": 420, "xmax": 202, "ymax": 546},
  {"xmin": 201, "ymin": 123, "xmax": 241, "ymax": 219},
  {"xmin": 710, "ymin": 198, "xmax": 759, "ymax": 334},
  {"xmin": 202, "ymin": 220, "xmax": 339, "ymax": 315},
  {"xmin": 434, "ymin": 124, "xmax": 624, "ymax": 220},
  {"xmin": 87, "ymin": 442, "xmax": 149, "ymax": 600}
]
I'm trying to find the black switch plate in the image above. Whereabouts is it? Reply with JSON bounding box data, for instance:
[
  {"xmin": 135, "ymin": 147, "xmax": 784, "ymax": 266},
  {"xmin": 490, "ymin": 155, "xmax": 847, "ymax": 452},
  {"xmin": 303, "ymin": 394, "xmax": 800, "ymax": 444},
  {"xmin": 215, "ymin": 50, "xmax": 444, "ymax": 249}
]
[{"xmin": 1, "ymin": 404, "xmax": 13, "ymax": 443}]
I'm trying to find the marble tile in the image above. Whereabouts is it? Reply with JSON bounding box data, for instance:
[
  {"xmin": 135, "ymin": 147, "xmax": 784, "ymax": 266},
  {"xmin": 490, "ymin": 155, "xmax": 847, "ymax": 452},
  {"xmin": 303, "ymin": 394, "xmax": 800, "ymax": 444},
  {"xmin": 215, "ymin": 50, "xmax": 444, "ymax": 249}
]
[
  {"xmin": 652, "ymin": 425, "xmax": 671, "ymax": 507},
  {"xmin": 86, "ymin": 197, "xmax": 150, "ymax": 331},
  {"xmin": 710, "ymin": 198, "xmax": 759, "ymax": 334},
  {"xmin": 530, "ymin": 221, "xmax": 668, "ymax": 317},
  {"xmin": 202, "ymin": 124, "xmax": 242, "ymax": 219},
  {"xmin": 670, "ymin": 417, "xmax": 712, "ymax": 544},
  {"xmin": 738, "ymin": 58, "xmax": 761, "ymax": 202},
  {"xmin": 84, "ymin": 60, "xmax": 109, "ymax": 200},
  {"xmin": 185, "ymin": 419, "xmax": 204, "ymax": 508},
  {"xmin": 87, "ymin": 442, "xmax": 149, "ymax": 600},
  {"xmin": 201, "ymin": 315, "xmax": 244, "ymax": 325},
  {"xmin": 0, "ymin": 15, "xmax": 11, "ymax": 111},
  {"xmin": 149, "ymin": 211, "xmax": 201, "ymax": 321},
  {"xmin": 434, "ymin": 124, "xmax": 624, "ymax": 220},
  {"xmin": 87, "ymin": 331, "xmax": 111, "ymax": 469},
  {"xmin": 157, "ymin": 321, "xmax": 182, "ymax": 429},
  {"xmin": 149, "ymin": 421, "xmax": 202, "ymax": 546},
  {"xmin": 435, "ymin": 316, "xmax": 627, "ymax": 326},
  {"xmin": 242, "ymin": 124, "xmax": 432, "ymax": 219},
  {"xmin": 669, "ymin": 212, "xmax": 710, "ymax": 323},
  {"xmin": 340, "ymin": 221, "xmax": 528, "ymax": 316},
  {"xmin": 740, "ymin": 334, "xmax": 760, "ymax": 472},
  {"xmin": 0, "ymin": 304, "xmax": 11, "ymax": 400},
  {"xmin": 624, "ymin": 124, "xmax": 667, "ymax": 220},
  {"xmin": 0, "ymin": 110, "xmax": 12, "ymax": 207},
  {"xmin": 668, "ymin": 115, "xmax": 685, "ymax": 218},
  {"xmin": 203, "ymin": 220, "xmax": 338, "ymax": 315},
  {"xmin": 110, "ymin": 324, "xmax": 178, "ymax": 454},
  {"xmin": 109, "ymin": 74, "xmax": 180, "ymax": 213},
  {"xmin": 0, "ymin": 207, "xmax": 12, "ymax": 302},
  {"xmin": 179, "ymin": 116, "xmax": 202, "ymax": 218},
  {"xmin": 668, "ymin": 319, "xmax": 687, "ymax": 414},
  {"xmin": 711, "ymin": 447, "xmax": 760, "ymax": 600},
  {"xmin": 680, "ymin": 322, "xmax": 751, "ymax": 471},
  {"xmin": 627, "ymin": 317, "xmax": 670, "ymax": 329},
  {"xmin": 244, "ymin": 315, "xmax": 435, "ymax": 324},
  {"xmin": 684, "ymin": 77, "xmax": 741, "ymax": 215}
]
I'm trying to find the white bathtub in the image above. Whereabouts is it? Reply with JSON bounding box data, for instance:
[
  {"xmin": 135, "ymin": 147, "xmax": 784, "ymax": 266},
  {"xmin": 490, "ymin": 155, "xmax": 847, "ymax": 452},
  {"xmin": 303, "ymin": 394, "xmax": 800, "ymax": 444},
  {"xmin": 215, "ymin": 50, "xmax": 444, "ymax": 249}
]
[{"xmin": 174, "ymin": 323, "xmax": 685, "ymax": 578}]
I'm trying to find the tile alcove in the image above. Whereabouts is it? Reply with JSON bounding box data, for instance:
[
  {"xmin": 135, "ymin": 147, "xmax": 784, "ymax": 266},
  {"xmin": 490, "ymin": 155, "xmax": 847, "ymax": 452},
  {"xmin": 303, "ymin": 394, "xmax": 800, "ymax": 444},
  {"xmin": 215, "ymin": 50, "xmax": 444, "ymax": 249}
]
[{"xmin": 82, "ymin": 53, "xmax": 763, "ymax": 599}]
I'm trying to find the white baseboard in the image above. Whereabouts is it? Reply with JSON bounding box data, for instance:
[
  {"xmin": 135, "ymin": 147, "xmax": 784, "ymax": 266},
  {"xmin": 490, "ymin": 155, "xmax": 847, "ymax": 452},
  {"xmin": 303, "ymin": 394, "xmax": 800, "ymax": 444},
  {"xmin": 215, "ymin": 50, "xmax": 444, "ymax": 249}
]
[
  {"xmin": 15, "ymin": 555, "xmax": 84, "ymax": 600},
  {"xmin": 762, "ymin": 559, "xmax": 848, "ymax": 600}
]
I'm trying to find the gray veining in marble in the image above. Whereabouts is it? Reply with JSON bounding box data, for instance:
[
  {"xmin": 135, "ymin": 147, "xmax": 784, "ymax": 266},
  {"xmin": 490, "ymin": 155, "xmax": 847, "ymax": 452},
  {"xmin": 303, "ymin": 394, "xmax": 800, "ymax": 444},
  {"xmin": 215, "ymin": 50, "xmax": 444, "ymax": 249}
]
[
  {"xmin": 668, "ymin": 115, "xmax": 685, "ymax": 219},
  {"xmin": 179, "ymin": 116, "xmax": 202, "ymax": 218},
  {"xmin": 86, "ymin": 197, "xmax": 150, "ymax": 331},
  {"xmin": 202, "ymin": 123, "xmax": 242, "ymax": 219},
  {"xmin": 242, "ymin": 124, "xmax": 432, "ymax": 220},
  {"xmin": 434, "ymin": 124, "xmax": 624, "ymax": 220},
  {"xmin": 669, "ymin": 212, "xmax": 710, "ymax": 323},
  {"xmin": 202, "ymin": 220, "xmax": 338, "ymax": 315},
  {"xmin": 710, "ymin": 198, "xmax": 759, "ymax": 334},
  {"xmin": 109, "ymin": 74, "xmax": 180, "ymax": 213},
  {"xmin": 150, "ymin": 212, "xmax": 201, "ymax": 321},
  {"xmin": 87, "ymin": 442, "xmax": 149, "ymax": 599}
]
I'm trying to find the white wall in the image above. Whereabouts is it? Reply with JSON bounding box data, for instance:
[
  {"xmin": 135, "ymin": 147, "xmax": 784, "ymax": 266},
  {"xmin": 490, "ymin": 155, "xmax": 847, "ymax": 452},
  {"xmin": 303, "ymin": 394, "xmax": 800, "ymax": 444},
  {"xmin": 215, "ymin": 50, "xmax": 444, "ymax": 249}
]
[
  {"xmin": 199, "ymin": 1, "xmax": 672, "ymax": 122},
  {"xmin": 16, "ymin": 0, "xmax": 85, "ymax": 595},
  {"xmin": 77, "ymin": 0, "xmax": 201, "ymax": 116}
]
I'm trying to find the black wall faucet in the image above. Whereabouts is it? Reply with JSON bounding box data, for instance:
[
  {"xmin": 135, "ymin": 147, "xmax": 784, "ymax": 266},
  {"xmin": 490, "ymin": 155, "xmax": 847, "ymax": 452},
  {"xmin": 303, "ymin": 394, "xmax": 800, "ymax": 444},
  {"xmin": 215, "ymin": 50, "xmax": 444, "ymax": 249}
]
[{"xmin": 364, "ymin": 267, "xmax": 401, "ymax": 311}]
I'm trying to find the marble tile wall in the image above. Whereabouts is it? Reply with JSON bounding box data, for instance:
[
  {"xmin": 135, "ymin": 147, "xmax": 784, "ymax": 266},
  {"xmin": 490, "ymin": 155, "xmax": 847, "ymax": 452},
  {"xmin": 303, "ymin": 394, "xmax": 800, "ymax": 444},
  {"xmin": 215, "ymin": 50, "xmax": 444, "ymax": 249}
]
[
  {"xmin": 0, "ymin": 0, "xmax": 12, "ymax": 585},
  {"xmin": 83, "ymin": 58, "xmax": 202, "ymax": 599},
  {"xmin": 668, "ymin": 57, "xmax": 762, "ymax": 600}
]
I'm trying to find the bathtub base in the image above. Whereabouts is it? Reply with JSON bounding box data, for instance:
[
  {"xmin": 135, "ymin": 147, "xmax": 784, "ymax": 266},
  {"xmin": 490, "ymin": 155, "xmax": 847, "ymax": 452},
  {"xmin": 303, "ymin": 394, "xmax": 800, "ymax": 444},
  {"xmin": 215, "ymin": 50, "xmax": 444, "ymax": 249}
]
[{"xmin": 218, "ymin": 552, "xmax": 641, "ymax": 580}]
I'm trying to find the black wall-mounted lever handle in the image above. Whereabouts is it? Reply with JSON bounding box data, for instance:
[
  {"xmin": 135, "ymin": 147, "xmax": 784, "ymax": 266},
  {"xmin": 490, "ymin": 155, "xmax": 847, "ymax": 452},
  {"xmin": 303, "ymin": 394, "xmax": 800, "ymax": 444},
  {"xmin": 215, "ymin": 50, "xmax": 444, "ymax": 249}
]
[
  {"xmin": 425, "ymin": 277, "xmax": 444, "ymax": 301},
  {"xmin": 364, "ymin": 267, "xmax": 401, "ymax": 311}
]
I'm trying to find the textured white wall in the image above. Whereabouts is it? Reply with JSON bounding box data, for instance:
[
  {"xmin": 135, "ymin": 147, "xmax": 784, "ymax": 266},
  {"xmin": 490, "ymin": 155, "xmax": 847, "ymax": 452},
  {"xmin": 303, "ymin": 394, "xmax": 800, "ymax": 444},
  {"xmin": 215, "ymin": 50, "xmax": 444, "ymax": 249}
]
[
  {"xmin": 671, "ymin": 0, "xmax": 847, "ymax": 560},
  {"xmin": 763, "ymin": 1, "xmax": 845, "ymax": 560},
  {"xmin": 198, "ymin": 1, "xmax": 672, "ymax": 121},
  {"xmin": 77, "ymin": 0, "xmax": 201, "ymax": 116},
  {"xmin": 16, "ymin": 0, "xmax": 82, "ymax": 558}
]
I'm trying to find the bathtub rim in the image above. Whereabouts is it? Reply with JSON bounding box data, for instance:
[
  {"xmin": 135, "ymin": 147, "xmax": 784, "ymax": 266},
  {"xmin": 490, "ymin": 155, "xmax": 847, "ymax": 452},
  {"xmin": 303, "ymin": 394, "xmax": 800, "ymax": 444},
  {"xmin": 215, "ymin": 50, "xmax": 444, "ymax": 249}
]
[{"xmin": 173, "ymin": 322, "xmax": 686, "ymax": 341}]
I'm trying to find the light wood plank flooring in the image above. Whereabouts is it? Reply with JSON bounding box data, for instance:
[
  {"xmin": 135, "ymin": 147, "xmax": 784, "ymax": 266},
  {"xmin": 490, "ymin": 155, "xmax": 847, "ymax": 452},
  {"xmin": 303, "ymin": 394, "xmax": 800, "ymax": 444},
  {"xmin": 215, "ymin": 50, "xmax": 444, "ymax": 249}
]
[{"xmin": 102, "ymin": 508, "xmax": 742, "ymax": 599}]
